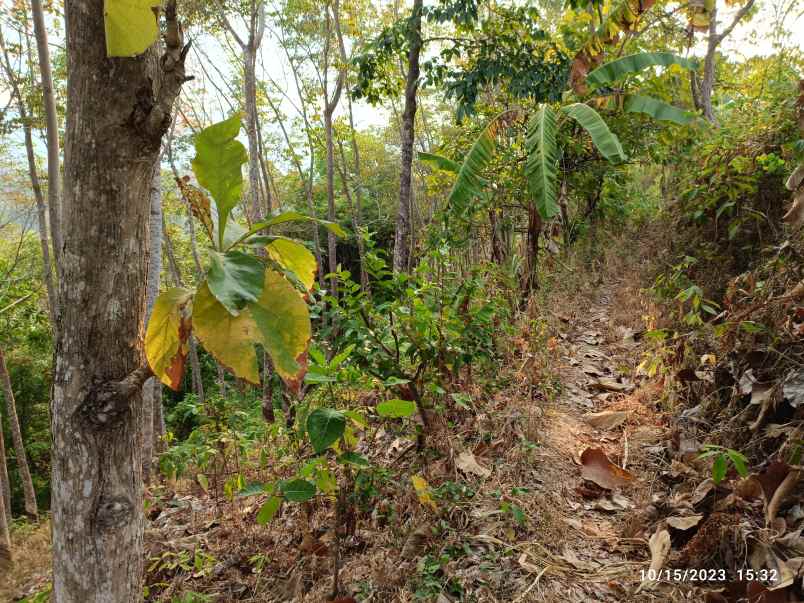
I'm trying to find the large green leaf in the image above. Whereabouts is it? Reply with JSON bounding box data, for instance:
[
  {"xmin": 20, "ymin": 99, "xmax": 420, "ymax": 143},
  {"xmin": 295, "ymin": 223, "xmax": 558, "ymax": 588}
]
[
  {"xmin": 280, "ymin": 479, "xmax": 316, "ymax": 502},
  {"xmin": 104, "ymin": 0, "xmax": 160, "ymax": 57},
  {"xmin": 249, "ymin": 270, "xmax": 312, "ymax": 384},
  {"xmin": 256, "ymin": 496, "xmax": 282, "ymax": 524},
  {"xmin": 526, "ymin": 105, "xmax": 559, "ymax": 219},
  {"xmin": 561, "ymin": 103, "xmax": 627, "ymax": 163},
  {"xmin": 587, "ymin": 52, "xmax": 698, "ymax": 86},
  {"xmin": 447, "ymin": 116, "xmax": 509, "ymax": 210},
  {"xmin": 267, "ymin": 238, "xmax": 317, "ymax": 291},
  {"xmin": 145, "ymin": 288, "xmax": 193, "ymax": 390},
  {"xmin": 206, "ymin": 251, "xmax": 265, "ymax": 315},
  {"xmin": 306, "ymin": 408, "xmax": 346, "ymax": 453},
  {"xmin": 191, "ymin": 115, "xmax": 248, "ymax": 250},
  {"xmin": 418, "ymin": 151, "xmax": 461, "ymax": 174},
  {"xmin": 376, "ymin": 399, "xmax": 417, "ymax": 418},
  {"xmin": 624, "ymin": 95, "xmax": 695, "ymax": 125},
  {"xmin": 192, "ymin": 282, "xmax": 260, "ymax": 383}
]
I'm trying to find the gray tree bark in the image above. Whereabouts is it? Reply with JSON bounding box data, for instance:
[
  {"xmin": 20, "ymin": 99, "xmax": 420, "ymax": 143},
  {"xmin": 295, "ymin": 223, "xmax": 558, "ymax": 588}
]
[
  {"xmin": 392, "ymin": 0, "xmax": 423, "ymax": 273},
  {"xmin": 700, "ymin": 0, "xmax": 756, "ymax": 124},
  {"xmin": 142, "ymin": 166, "xmax": 163, "ymax": 482},
  {"xmin": 0, "ymin": 404, "xmax": 11, "ymax": 520},
  {"xmin": 0, "ymin": 430, "xmax": 10, "ymax": 571},
  {"xmin": 52, "ymin": 2, "xmax": 187, "ymax": 599},
  {"xmin": 30, "ymin": 0, "xmax": 63, "ymax": 280},
  {"xmin": 0, "ymin": 347, "xmax": 37, "ymax": 519}
]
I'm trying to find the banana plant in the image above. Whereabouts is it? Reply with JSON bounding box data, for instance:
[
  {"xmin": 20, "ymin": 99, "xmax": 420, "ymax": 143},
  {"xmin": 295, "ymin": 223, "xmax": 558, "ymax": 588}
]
[
  {"xmin": 145, "ymin": 114, "xmax": 344, "ymax": 393},
  {"xmin": 421, "ymin": 51, "xmax": 697, "ymax": 222},
  {"xmin": 586, "ymin": 51, "xmax": 698, "ymax": 125}
]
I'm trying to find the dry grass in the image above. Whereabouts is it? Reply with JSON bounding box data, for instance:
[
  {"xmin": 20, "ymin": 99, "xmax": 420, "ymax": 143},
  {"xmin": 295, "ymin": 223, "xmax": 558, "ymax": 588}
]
[{"xmin": 0, "ymin": 518, "xmax": 52, "ymax": 601}]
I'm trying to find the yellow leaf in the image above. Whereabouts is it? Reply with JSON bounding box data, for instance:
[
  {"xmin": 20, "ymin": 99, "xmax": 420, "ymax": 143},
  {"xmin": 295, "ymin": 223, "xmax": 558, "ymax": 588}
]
[
  {"xmin": 267, "ymin": 238, "xmax": 317, "ymax": 291},
  {"xmin": 145, "ymin": 288, "xmax": 193, "ymax": 390},
  {"xmin": 104, "ymin": 0, "xmax": 160, "ymax": 57},
  {"xmin": 411, "ymin": 475, "xmax": 438, "ymax": 511},
  {"xmin": 250, "ymin": 270, "xmax": 312, "ymax": 384},
  {"xmin": 193, "ymin": 282, "xmax": 260, "ymax": 383}
]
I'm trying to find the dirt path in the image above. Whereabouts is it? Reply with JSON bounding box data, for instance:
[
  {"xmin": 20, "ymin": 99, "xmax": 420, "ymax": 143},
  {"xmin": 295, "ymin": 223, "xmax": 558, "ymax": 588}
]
[{"xmin": 520, "ymin": 285, "xmax": 691, "ymax": 602}]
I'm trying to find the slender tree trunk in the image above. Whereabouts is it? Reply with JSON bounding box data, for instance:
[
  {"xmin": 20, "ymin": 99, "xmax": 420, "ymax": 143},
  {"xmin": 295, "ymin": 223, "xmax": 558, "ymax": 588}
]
[
  {"xmin": 0, "ymin": 29, "xmax": 57, "ymax": 327},
  {"xmin": 333, "ymin": 9, "xmax": 369, "ymax": 290},
  {"xmin": 393, "ymin": 0, "xmax": 423, "ymax": 273},
  {"xmin": 700, "ymin": 0, "xmax": 756, "ymax": 125},
  {"xmin": 30, "ymin": 0, "xmax": 63, "ymax": 280},
  {"xmin": 244, "ymin": 44, "xmax": 263, "ymax": 224},
  {"xmin": 52, "ymin": 2, "xmax": 187, "ymax": 599},
  {"xmin": 323, "ymin": 0, "xmax": 345, "ymax": 297},
  {"xmin": 152, "ymin": 380, "xmax": 166, "ymax": 454},
  {"xmin": 558, "ymin": 177, "xmax": 570, "ymax": 249},
  {"xmin": 0, "ymin": 434, "xmax": 10, "ymax": 571},
  {"xmin": 521, "ymin": 204, "xmax": 543, "ymax": 298},
  {"xmin": 0, "ymin": 348, "xmax": 37, "ymax": 519},
  {"xmin": 142, "ymin": 166, "xmax": 163, "ymax": 483},
  {"xmin": 0, "ymin": 406, "xmax": 11, "ymax": 520}
]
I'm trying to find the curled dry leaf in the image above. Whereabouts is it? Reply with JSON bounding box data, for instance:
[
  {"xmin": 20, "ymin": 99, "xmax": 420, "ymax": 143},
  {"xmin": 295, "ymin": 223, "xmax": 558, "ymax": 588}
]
[
  {"xmin": 455, "ymin": 451, "xmax": 491, "ymax": 478},
  {"xmin": 666, "ymin": 514, "xmax": 704, "ymax": 531},
  {"xmin": 580, "ymin": 448, "xmax": 635, "ymax": 490},
  {"xmin": 637, "ymin": 528, "xmax": 671, "ymax": 592}
]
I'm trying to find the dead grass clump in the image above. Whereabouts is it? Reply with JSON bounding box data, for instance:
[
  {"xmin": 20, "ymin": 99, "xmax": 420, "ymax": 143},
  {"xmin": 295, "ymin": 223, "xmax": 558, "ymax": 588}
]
[{"xmin": 0, "ymin": 518, "xmax": 52, "ymax": 602}]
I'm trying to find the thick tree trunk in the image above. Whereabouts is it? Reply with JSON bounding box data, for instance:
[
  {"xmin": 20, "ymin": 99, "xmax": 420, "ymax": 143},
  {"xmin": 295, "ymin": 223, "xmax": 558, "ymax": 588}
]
[
  {"xmin": 31, "ymin": 0, "xmax": 63, "ymax": 279},
  {"xmin": 0, "ymin": 348, "xmax": 37, "ymax": 519},
  {"xmin": 392, "ymin": 0, "xmax": 423, "ymax": 273},
  {"xmin": 52, "ymin": 2, "xmax": 186, "ymax": 600}
]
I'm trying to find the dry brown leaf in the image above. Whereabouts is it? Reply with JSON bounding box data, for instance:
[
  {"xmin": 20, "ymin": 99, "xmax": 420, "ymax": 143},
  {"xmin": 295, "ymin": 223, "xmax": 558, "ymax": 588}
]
[
  {"xmin": 589, "ymin": 378, "xmax": 634, "ymax": 393},
  {"xmin": 666, "ymin": 515, "xmax": 704, "ymax": 530},
  {"xmin": 637, "ymin": 528, "xmax": 671, "ymax": 592},
  {"xmin": 580, "ymin": 448, "xmax": 635, "ymax": 490},
  {"xmin": 455, "ymin": 451, "xmax": 491, "ymax": 478},
  {"xmin": 783, "ymin": 188, "xmax": 804, "ymax": 225},
  {"xmin": 584, "ymin": 410, "xmax": 628, "ymax": 430}
]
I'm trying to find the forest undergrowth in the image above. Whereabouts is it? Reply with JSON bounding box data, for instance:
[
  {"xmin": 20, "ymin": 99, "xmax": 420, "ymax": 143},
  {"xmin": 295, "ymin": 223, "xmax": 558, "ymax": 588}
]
[{"xmin": 8, "ymin": 217, "xmax": 800, "ymax": 603}]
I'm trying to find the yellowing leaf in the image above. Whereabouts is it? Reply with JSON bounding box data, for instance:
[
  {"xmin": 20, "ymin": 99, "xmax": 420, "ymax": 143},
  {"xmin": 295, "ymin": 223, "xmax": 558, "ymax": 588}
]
[
  {"xmin": 411, "ymin": 475, "xmax": 438, "ymax": 511},
  {"xmin": 250, "ymin": 270, "xmax": 311, "ymax": 384},
  {"xmin": 193, "ymin": 282, "xmax": 260, "ymax": 384},
  {"xmin": 267, "ymin": 238, "xmax": 317, "ymax": 291},
  {"xmin": 145, "ymin": 288, "xmax": 193, "ymax": 390},
  {"xmin": 104, "ymin": 0, "xmax": 160, "ymax": 57}
]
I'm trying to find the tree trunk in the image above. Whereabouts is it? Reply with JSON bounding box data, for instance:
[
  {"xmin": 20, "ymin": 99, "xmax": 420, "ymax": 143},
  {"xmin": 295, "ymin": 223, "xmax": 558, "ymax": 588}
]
[
  {"xmin": 52, "ymin": 2, "xmax": 187, "ymax": 600},
  {"xmin": 324, "ymin": 107, "xmax": 340, "ymax": 296},
  {"xmin": 0, "ymin": 432, "xmax": 10, "ymax": 571},
  {"xmin": 31, "ymin": 0, "xmax": 63, "ymax": 280},
  {"xmin": 0, "ymin": 28, "xmax": 58, "ymax": 327},
  {"xmin": 0, "ymin": 405, "xmax": 11, "ymax": 520},
  {"xmin": 521, "ymin": 204, "xmax": 543, "ymax": 298},
  {"xmin": 333, "ymin": 8, "xmax": 369, "ymax": 291},
  {"xmin": 152, "ymin": 380, "xmax": 166, "ymax": 455},
  {"xmin": 142, "ymin": 166, "xmax": 163, "ymax": 483},
  {"xmin": 244, "ymin": 43, "xmax": 262, "ymax": 225},
  {"xmin": 0, "ymin": 348, "xmax": 37, "ymax": 519},
  {"xmin": 700, "ymin": 0, "xmax": 756, "ymax": 125},
  {"xmin": 392, "ymin": 0, "xmax": 423, "ymax": 273}
]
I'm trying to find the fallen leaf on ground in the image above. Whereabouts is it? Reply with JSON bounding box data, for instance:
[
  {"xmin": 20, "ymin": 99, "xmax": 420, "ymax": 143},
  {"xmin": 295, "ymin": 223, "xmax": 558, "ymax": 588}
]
[
  {"xmin": 637, "ymin": 528, "xmax": 671, "ymax": 592},
  {"xmin": 584, "ymin": 410, "xmax": 628, "ymax": 430},
  {"xmin": 580, "ymin": 448, "xmax": 635, "ymax": 490},
  {"xmin": 455, "ymin": 451, "xmax": 491, "ymax": 478},
  {"xmin": 589, "ymin": 378, "xmax": 634, "ymax": 393},
  {"xmin": 666, "ymin": 515, "xmax": 703, "ymax": 530}
]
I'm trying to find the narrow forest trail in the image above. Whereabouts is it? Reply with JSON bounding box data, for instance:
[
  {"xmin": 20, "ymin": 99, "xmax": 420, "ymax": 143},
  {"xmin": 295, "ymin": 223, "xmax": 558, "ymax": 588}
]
[{"xmin": 518, "ymin": 283, "xmax": 692, "ymax": 602}]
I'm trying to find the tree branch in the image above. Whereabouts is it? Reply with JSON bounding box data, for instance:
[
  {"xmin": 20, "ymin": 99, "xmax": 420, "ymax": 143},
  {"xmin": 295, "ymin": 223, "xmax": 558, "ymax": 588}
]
[{"xmin": 716, "ymin": 0, "xmax": 756, "ymax": 44}]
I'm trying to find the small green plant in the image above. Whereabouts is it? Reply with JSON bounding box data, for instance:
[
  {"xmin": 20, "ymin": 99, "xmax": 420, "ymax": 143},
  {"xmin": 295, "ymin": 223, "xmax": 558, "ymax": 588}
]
[{"xmin": 698, "ymin": 445, "xmax": 749, "ymax": 484}]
